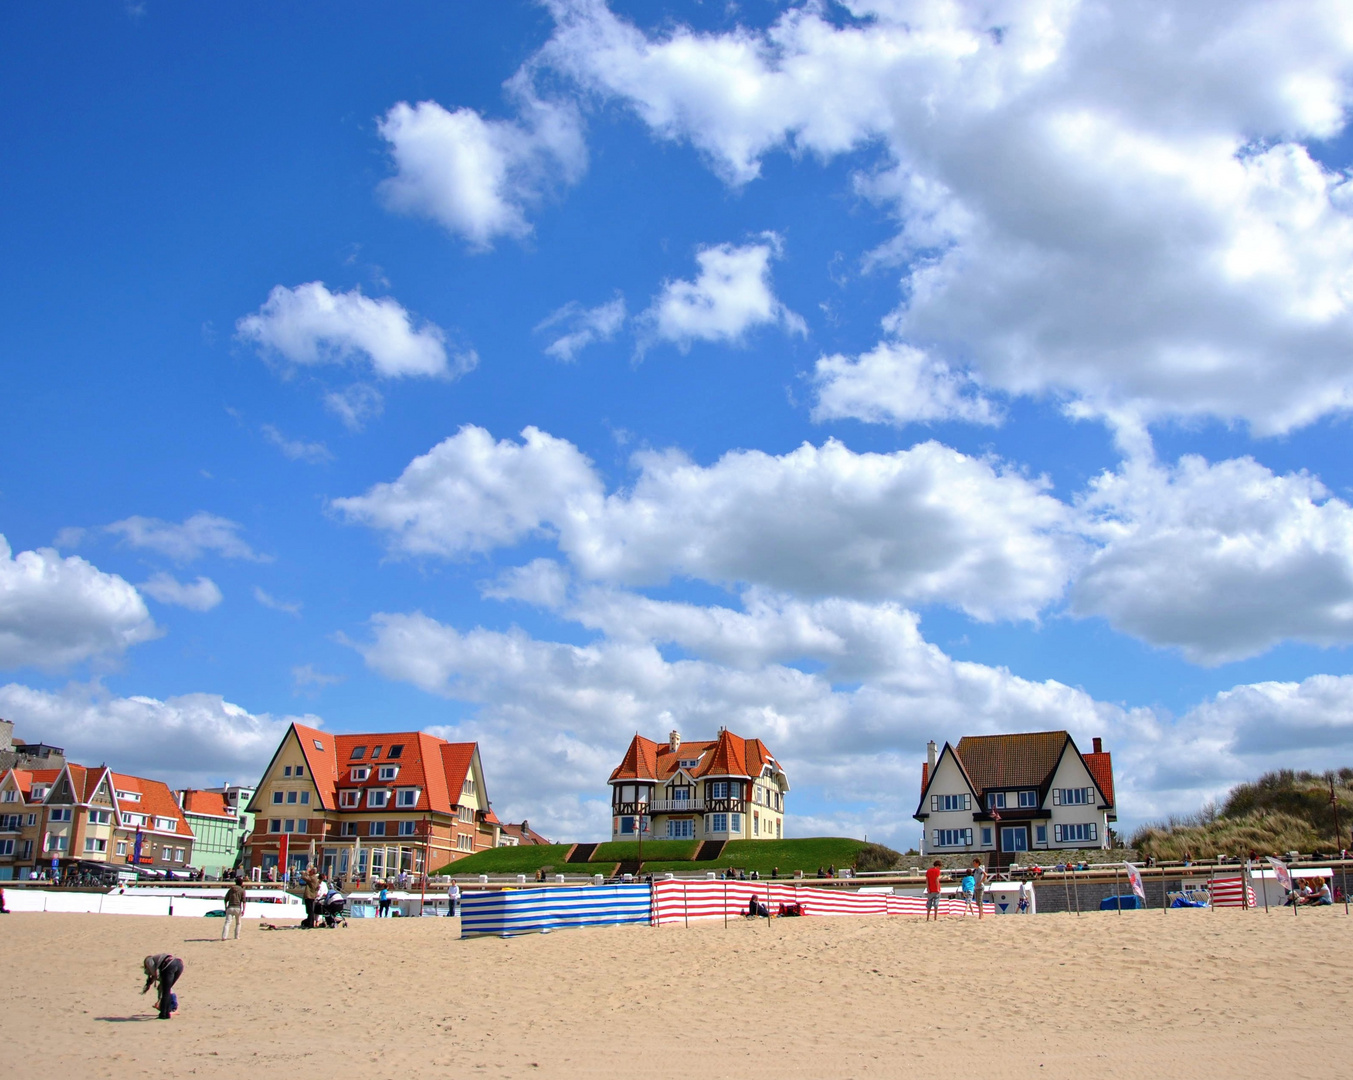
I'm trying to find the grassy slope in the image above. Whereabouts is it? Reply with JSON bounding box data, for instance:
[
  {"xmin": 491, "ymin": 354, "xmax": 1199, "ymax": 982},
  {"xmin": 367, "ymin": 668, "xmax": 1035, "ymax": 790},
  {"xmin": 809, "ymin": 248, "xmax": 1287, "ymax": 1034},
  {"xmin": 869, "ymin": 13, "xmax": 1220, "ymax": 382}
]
[
  {"xmin": 434, "ymin": 844, "xmax": 571, "ymax": 876},
  {"xmin": 642, "ymin": 837, "xmax": 876, "ymax": 876},
  {"xmin": 589, "ymin": 840, "xmax": 699, "ymax": 863}
]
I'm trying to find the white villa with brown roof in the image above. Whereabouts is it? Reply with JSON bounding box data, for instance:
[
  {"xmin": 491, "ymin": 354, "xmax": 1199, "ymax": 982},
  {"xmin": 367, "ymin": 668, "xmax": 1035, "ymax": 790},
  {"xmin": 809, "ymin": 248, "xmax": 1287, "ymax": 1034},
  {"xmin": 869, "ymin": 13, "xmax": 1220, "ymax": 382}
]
[
  {"xmin": 914, "ymin": 731, "xmax": 1116, "ymax": 860},
  {"xmin": 609, "ymin": 728, "xmax": 789, "ymax": 843}
]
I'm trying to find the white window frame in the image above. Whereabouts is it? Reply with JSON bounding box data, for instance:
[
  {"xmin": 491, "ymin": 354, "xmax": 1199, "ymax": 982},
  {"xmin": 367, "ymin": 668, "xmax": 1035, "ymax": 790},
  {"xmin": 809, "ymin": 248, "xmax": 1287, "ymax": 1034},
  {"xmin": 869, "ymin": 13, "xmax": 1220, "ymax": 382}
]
[
  {"xmin": 667, "ymin": 818, "xmax": 694, "ymax": 839},
  {"xmin": 341, "ymin": 822, "xmax": 358, "ymax": 836},
  {"xmin": 369, "ymin": 822, "xmax": 387, "ymax": 837},
  {"xmin": 155, "ymin": 817, "xmax": 176, "ymax": 831},
  {"xmin": 1052, "ymin": 787, "xmax": 1093, "ymax": 806},
  {"xmin": 378, "ymin": 766, "xmax": 399, "ymax": 781},
  {"xmin": 986, "ymin": 792, "xmax": 1006, "ymax": 810},
  {"xmin": 707, "ymin": 813, "xmax": 729, "ymax": 834},
  {"xmin": 287, "ymin": 791, "xmax": 298, "ymax": 804},
  {"xmin": 931, "ymin": 793, "xmax": 972, "ymax": 812},
  {"xmin": 398, "ymin": 821, "xmax": 417, "ymax": 836},
  {"xmin": 367, "ymin": 790, "xmax": 390, "ymax": 809},
  {"xmin": 1018, "ymin": 790, "xmax": 1038, "ymax": 808},
  {"xmin": 350, "ymin": 767, "xmax": 370, "ymax": 782},
  {"xmin": 981, "ymin": 827, "xmax": 993, "ymax": 846},
  {"xmin": 1053, "ymin": 822, "xmax": 1098, "ymax": 844},
  {"xmin": 0, "ymin": 839, "xmax": 15, "ymax": 856},
  {"xmin": 395, "ymin": 788, "xmax": 419, "ymax": 808},
  {"xmin": 272, "ymin": 791, "xmax": 284, "ymax": 804},
  {"xmin": 338, "ymin": 790, "xmax": 360, "ymax": 809},
  {"xmin": 269, "ymin": 819, "xmax": 282, "ymax": 833},
  {"xmin": 1, "ymin": 790, "xmax": 14, "ymax": 803},
  {"xmin": 729, "ymin": 813, "xmax": 742, "ymax": 834},
  {"xmin": 49, "ymin": 807, "xmax": 73, "ymax": 822},
  {"xmin": 933, "ymin": 828, "xmax": 974, "ymax": 847}
]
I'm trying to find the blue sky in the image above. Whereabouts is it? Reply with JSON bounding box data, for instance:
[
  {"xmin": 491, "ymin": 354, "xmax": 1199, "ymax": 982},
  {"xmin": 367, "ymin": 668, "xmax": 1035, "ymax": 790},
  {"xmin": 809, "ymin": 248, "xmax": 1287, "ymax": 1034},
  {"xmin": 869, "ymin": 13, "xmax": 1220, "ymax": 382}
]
[{"xmin": 5, "ymin": 0, "xmax": 1353, "ymax": 846}]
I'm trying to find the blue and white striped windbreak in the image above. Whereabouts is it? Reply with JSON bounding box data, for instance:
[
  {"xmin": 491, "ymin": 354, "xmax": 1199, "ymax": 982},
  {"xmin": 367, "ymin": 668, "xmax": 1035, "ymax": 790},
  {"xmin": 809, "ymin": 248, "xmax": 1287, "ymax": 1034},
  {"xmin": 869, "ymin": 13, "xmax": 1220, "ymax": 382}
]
[{"xmin": 459, "ymin": 884, "xmax": 652, "ymax": 938}]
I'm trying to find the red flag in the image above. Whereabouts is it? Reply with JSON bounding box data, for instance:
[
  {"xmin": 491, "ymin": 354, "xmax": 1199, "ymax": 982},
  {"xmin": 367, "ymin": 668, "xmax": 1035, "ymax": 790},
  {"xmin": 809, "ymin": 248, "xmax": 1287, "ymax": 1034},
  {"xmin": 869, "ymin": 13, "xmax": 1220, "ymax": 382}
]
[{"xmin": 279, "ymin": 833, "xmax": 290, "ymax": 875}]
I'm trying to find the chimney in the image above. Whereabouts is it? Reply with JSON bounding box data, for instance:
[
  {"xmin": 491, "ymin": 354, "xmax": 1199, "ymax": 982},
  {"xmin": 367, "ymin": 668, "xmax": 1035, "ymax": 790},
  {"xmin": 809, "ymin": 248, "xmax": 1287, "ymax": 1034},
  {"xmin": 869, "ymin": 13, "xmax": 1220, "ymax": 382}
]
[
  {"xmin": 1092, "ymin": 737, "xmax": 1103, "ymax": 754},
  {"xmin": 669, "ymin": 730, "xmax": 681, "ymax": 753},
  {"xmin": 927, "ymin": 740, "xmax": 938, "ymax": 773}
]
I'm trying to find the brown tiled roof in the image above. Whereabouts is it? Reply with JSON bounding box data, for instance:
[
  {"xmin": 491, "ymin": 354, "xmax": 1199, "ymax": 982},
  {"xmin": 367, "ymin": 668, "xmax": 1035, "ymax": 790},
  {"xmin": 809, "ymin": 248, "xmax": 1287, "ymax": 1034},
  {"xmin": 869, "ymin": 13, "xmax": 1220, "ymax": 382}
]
[
  {"xmin": 500, "ymin": 820, "xmax": 552, "ymax": 845},
  {"xmin": 953, "ymin": 731, "xmax": 1070, "ymax": 792}
]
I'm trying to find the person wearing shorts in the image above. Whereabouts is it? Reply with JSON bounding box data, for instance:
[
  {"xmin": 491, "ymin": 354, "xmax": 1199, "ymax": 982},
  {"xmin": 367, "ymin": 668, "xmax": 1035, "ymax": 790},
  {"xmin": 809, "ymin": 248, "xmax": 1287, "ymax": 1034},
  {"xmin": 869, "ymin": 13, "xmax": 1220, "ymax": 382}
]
[
  {"xmin": 971, "ymin": 858, "xmax": 987, "ymax": 919},
  {"xmin": 925, "ymin": 860, "xmax": 943, "ymax": 921}
]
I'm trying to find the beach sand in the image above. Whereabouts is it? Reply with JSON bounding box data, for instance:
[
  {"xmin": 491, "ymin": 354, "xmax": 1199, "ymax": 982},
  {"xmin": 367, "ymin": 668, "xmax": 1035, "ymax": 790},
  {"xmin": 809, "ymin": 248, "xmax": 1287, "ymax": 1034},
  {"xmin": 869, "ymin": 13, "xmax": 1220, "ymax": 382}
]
[{"xmin": 2, "ymin": 907, "xmax": 1349, "ymax": 1079}]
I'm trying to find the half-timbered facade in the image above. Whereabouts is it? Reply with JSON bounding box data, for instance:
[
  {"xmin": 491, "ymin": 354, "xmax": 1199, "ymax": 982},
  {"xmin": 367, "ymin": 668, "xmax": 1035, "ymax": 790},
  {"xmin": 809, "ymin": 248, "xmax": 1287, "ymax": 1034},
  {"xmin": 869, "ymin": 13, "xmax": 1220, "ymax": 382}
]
[
  {"xmin": 244, "ymin": 724, "xmax": 503, "ymax": 879},
  {"xmin": 609, "ymin": 728, "xmax": 789, "ymax": 843},
  {"xmin": 914, "ymin": 731, "xmax": 1116, "ymax": 859}
]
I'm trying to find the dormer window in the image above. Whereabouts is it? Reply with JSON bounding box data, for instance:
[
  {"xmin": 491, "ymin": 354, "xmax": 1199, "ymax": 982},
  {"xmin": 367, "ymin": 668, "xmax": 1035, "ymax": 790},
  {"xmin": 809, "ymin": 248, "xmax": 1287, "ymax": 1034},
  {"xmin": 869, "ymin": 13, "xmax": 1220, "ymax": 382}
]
[
  {"xmin": 350, "ymin": 767, "xmax": 370, "ymax": 782},
  {"xmin": 377, "ymin": 765, "xmax": 399, "ymax": 781},
  {"xmin": 679, "ymin": 759, "xmax": 700, "ymax": 768},
  {"xmin": 338, "ymin": 790, "xmax": 360, "ymax": 809},
  {"xmin": 350, "ymin": 746, "xmax": 366, "ymax": 760},
  {"xmin": 367, "ymin": 790, "xmax": 390, "ymax": 809}
]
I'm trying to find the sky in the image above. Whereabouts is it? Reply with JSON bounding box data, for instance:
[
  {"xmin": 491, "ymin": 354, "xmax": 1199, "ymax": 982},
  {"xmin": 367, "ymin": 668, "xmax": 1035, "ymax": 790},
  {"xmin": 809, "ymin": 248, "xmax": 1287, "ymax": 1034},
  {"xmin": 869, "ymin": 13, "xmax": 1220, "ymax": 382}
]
[{"xmin": 4, "ymin": 0, "xmax": 1353, "ymax": 848}]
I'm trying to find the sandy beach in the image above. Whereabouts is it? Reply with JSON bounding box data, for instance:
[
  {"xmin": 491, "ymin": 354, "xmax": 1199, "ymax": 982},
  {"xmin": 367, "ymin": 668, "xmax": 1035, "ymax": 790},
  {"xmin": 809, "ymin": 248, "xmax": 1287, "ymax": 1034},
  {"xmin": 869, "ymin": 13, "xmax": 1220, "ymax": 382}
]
[{"xmin": 2, "ymin": 908, "xmax": 1350, "ymax": 1079}]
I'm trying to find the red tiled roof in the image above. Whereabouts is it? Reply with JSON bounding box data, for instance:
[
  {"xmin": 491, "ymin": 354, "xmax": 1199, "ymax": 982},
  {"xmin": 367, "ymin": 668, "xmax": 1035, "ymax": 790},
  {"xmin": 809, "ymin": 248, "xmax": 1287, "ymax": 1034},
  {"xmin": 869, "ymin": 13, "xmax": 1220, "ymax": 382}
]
[
  {"xmin": 18, "ymin": 768, "xmax": 60, "ymax": 800},
  {"xmin": 180, "ymin": 790, "xmax": 232, "ymax": 818},
  {"xmin": 610, "ymin": 730, "xmax": 785, "ymax": 784},
  {"xmin": 1084, "ymin": 751, "xmax": 1115, "ymax": 808},
  {"xmin": 111, "ymin": 772, "xmax": 194, "ymax": 838}
]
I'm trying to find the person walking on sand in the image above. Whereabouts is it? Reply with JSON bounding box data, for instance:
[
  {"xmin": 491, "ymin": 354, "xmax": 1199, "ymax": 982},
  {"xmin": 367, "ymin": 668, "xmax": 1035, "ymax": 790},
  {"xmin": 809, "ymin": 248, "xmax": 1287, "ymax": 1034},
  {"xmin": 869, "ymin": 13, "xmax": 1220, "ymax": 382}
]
[
  {"xmin": 925, "ymin": 860, "xmax": 944, "ymax": 922},
  {"xmin": 379, "ymin": 883, "xmax": 391, "ymax": 918},
  {"xmin": 447, "ymin": 879, "xmax": 460, "ymax": 918},
  {"xmin": 221, "ymin": 877, "xmax": 246, "ymax": 940},
  {"xmin": 142, "ymin": 953, "xmax": 184, "ymax": 1019},
  {"xmin": 971, "ymin": 858, "xmax": 988, "ymax": 920}
]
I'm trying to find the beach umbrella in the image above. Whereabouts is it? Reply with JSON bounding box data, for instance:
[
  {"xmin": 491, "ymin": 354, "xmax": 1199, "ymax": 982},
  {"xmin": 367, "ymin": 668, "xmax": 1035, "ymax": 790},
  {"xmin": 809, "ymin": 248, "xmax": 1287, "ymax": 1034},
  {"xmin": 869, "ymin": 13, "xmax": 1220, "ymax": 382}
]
[
  {"xmin": 308, "ymin": 838, "xmax": 316, "ymax": 870},
  {"xmin": 353, "ymin": 835, "xmax": 361, "ymax": 883}
]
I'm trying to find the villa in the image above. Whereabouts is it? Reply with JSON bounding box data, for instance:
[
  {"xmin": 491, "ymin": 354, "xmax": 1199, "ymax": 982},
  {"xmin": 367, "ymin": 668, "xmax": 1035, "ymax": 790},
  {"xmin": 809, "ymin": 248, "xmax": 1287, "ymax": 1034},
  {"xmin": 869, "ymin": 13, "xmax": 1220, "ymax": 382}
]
[
  {"xmin": 914, "ymin": 730, "xmax": 1115, "ymax": 861},
  {"xmin": 609, "ymin": 728, "xmax": 789, "ymax": 843}
]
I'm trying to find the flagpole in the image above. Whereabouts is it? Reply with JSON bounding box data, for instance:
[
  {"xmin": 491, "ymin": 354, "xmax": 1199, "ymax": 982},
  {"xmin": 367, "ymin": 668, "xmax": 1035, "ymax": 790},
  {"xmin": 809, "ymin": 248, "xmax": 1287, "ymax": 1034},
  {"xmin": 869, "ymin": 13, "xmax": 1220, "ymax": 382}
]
[{"xmin": 1114, "ymin": 866, "xmax": 1121, "ymax": 914}]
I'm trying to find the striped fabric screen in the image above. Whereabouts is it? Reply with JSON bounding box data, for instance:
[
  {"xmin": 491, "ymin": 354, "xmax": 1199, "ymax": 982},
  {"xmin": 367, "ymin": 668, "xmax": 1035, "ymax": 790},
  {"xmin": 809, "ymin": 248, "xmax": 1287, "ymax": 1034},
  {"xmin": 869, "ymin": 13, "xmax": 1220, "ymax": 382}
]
[
  {"xmin": 459, "ymin": 884, "xmax": 652, "ymax": 938},
  {"xmin": 649, "ymin": 880, "xmax": 993, "ymax": 923}
]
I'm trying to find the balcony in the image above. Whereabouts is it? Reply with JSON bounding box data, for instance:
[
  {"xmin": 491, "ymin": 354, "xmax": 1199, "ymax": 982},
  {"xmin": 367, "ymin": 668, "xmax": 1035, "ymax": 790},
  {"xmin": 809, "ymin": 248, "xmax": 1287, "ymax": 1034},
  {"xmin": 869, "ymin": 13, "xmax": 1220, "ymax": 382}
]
[{"xmin": 615, "ymin": 798, "xmax": 747, "ymax": 815}]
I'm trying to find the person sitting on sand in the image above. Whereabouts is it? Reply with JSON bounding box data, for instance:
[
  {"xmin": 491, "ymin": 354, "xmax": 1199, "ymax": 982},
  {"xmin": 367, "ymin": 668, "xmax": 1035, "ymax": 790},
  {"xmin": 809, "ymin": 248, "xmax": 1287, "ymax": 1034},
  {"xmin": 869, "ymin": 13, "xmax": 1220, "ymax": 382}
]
[{"xmin": 1316, "ymin": 882, "xmax": 1334, "ymax": 905}]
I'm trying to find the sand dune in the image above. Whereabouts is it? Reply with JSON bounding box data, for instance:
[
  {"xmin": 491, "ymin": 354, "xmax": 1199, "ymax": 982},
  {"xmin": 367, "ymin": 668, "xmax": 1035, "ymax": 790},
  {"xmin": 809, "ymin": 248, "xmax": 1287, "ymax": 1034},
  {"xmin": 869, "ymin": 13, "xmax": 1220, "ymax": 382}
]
[{"xmin": 2, "ymin": 908, "xmax": 1349, "ymax": 1079}]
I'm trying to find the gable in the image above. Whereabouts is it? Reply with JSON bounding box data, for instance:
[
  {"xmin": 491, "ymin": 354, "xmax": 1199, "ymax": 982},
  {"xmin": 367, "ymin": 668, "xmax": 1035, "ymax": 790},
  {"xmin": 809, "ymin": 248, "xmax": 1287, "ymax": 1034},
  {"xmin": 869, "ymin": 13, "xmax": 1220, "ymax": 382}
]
[{"xmin": 914, "ymin": 743, "xmax": 978, "ymax": 819}]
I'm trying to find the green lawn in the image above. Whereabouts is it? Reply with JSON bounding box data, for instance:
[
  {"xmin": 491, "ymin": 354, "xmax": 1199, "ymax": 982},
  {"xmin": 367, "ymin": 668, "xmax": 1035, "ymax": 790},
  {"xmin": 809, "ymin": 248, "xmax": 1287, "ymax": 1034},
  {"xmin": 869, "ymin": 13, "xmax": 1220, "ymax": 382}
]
[
  {"xmin": 642, "ymin": 837, "xmax": 877, "ymax": 876},
  {"xmin": 435, "ymin": 844, "xmax": 571, "ymax": 876},
  {"xmin": 588, "ymin": 839, "xmax": 699, "ymax": 863}
]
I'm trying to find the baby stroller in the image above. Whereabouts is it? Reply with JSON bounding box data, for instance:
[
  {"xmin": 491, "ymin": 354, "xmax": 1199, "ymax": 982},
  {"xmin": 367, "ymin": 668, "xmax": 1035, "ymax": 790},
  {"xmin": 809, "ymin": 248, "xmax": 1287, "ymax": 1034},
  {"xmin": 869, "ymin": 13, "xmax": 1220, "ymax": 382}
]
[{"xmin": 315, "ymin": 891, "xmax": 348, "ymax": 928}]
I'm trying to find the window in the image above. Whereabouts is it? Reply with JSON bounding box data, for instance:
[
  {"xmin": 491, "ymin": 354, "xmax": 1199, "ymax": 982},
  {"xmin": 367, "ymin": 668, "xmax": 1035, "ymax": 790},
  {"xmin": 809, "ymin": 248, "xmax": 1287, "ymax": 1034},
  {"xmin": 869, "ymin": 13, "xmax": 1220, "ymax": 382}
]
[
  {"xmin": 89, "ymin": 809, "xmax": 111, "ymax": 825},
  {"xmin": 269, "ymin": 820, "xmax": 282, "ymax": 833},
  {"xmin": 339, "ymin": 790, "xmax": 359, "ymax": 809},
  {"xmin": 1019, "ymin": 791, "xmax": 1038, "ymax": 808},
  {"xmin": 367, "ymin": 790, "xmax": 390, "ymax": 809},
  {"xmin": 707, "ymin": 813, "xmax": 728, "ymax": 833},
  {"xmin": 84, "ymin": 837, "xmax": 108, "ymax": 853},
  {"xmin": 115, "ymin": 789, "xmax": 139, "ymax": 802},
  {"xmin": 175, "ymin": 847, "xmax": 186, "ymax": 861},
  {"xmin": 313, "ymin": 739, "xmax": 324, "ymax": 751},
  {"xmin": 931, "ymin": 793, "xmax": 971, "ymax": 812},
  {"xmin": 667, "ymin": 819, "xmax": 694, "ymax": 838},
  {"xmin": 378, "ymin": 766, "xmax": 399, "ymax": 781},
  {"xmin": 708, "ymin": 781, "xmax": 729, "ymax": 799},
  {"xmin": 1, "ymin": 790, "xmax": 14, "ymax": 803},
  {"xmin": 462, "ymin": 777, "xmax": 476, "ymax": 796},
  {"xmin": 296, "ymin": 765, "xmax": 305, "ymax": 777},
  {"xmin": 396, "ymin": 788, "xmax": 419, "ymax": 808},
  {"xmin": 619, "ymin": 816, "xmax": 635, "ymax": 835},
  {"xmin": 287, "ymin": 791, "xmax": 298, "ymax": 804},
  {"xmin": 272, "ymin": 791, "xmax": 283, "ymax": 804},
  {"xmin": 0, "ymin": 839, "xmax": 15, "ymax": 856},
  {"xmin": 387, "ymin": 744, "xmax": 404, "ymax": 760},
  {"xmin": 729, "ymin": 813, "xmax": 741, "ymax": 834},
  {"xmin": 399, "ymin": 820, "xmax": 417, "ymax": 836},
  {"xmin": 31, "ymin": 787, "xmax": 47, "ymax": 799},
  {"xmin": 350, "ymin": 746, "xmax": 367, "ymax": 761},
  {"xmin": 370, "ymin": 746, "xmax": 382, "ymax": 760},
  {"xmin": 49, "ymin": 807, "xmax": 73, "ymax": 822},
  {"xmin": 351, "ymin": 768, "xmax": 369, "ymax": 782},
  {"xmin": 45, "ymin": 834, "xmax": 69, "ymax": 853},
  {"xmin": 300, "ymin": 792, "xmax": 310, "ymax": 805},
  {"xmin": 776, "ymin": 819, "xmax": 782, "ymax": 839},
  {"xmin": 124, "ymin": 812, "xmax": 147, "ymax": 827},
  {"xmin": 679, "ymin": 758, "xmax": 700, "ymax": 768},
  {"xmin": 986, "ymin": 792, "xmax": 1007, "ymax": 810},
  {"xmin": 284, "ymin": 819, "xmax": 296, "ymax": 833},
  {"xmin": 934, "ymin": 828, "xmax": 974, "ymax": 847},
  {"xmin": 369, "ymin": 822, "xmax": 386, "ymax": 837},
  {"xmin": 457, "ymin": 834, "xmax": 473, "ymax": 851},
  {"xmin": 0, "ymin": 814, "xmax": 19, "ymax": 830},
  {"xmin": 155, "ymin": 817, "xmax": 176, "ymax": 831},
  {"xmin": 458, "ymin": 805, "xmax": 475, "ymax": 823},
  {"xmin": 284, "ymin": 766, "xmax": 292, "ymax": 777},
  {"xmin": 981, "ymin": 827, "xmax": 993, "ymax": 846},
  {"xmin": 341, "ymin": 822, "xmax": 358, "ymax": 836},
  {"xmin": 26, "ymin": 813, "xmax": 36, "ymax": 827},
  {"xmin": 1053, "ymin": 787, "xmax": 1093, "ymax": 806},
  {"xmin": 1054, "ymin": 823, "xmax": 1098, "ymax": 843},
  {"xmin": 753, "ymin": 811, "xmax": 759, "ymax": 835},
  {"xmin": 116, "ymin": 841, "xmax": 127, "ymax": 856}
]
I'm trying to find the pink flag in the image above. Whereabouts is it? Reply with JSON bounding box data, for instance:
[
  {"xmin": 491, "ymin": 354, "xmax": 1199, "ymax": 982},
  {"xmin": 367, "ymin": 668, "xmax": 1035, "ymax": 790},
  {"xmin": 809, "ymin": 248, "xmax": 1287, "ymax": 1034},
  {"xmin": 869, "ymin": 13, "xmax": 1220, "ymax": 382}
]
[
  {"xmin": 1267, "ymin": 856, "xmax": 1292, "ymax": 893},
  {"xmin": 1124, "ymin": 861, "xmax": 1146, "ymax": 901}
]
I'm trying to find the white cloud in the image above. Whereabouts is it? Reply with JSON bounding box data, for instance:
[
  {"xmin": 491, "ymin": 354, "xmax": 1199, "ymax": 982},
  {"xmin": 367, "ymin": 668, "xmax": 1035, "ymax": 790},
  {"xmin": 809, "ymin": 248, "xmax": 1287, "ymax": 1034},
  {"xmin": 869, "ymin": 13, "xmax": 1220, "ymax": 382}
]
[
  {"xmin": 812, "ymin": 341, "xmax": 1000, "ymax": 427},
  {"xmin": 0, "ymin": 682, "xmax": 317, "ymax": 789},
  {"xmin": 1072, "ymin": 453, "xmax": 1353, "ymax": 664},
  {"xmin": 323, "ymin": 384, "xmax": 384, "ymax": 432},
  {"xmin": 292, "ymin": 664, "xmax": 345, "ymax": 694},
  {"xmin": 481, "ymin": 558, "xmax": 572, "ymax": 609},
  {"xmin": 261, "ymin": 424, "xmax": 332, "ymax": 464},
  {"xmin": 538, "ymin": 296, "xmax": 627, "ymax": 361},
  {"xmin": 541, "ymin": 0, "xmax": 1353, "ymax": 433},
  {"xmin": 237, "ymin": 282, "xmax": 470, "ymax": 380},
  {"xmin": 138, "ymin": 573, "xmax": 223, "ymax": 612},
  {"xmin": 336, "ymin": 426, "xmax": 1075, "ymax": 621},
  {"xmin": 253, "ymin": 586, "xmax": 301, "ymax": 616},
  {"xmin": 638, "ymin": 234, "xmax": 806, "ymax": 353},
  {"xmin": 105, "ymin": 512, "xmax": 262, "ymax": 563},
  {"xmin": 0, "ymin": 537, "xmax": 158, "ymax": 671},
  {"xmin": 377, "ymin": 80, "xmax": 586, "ymax": 249}
]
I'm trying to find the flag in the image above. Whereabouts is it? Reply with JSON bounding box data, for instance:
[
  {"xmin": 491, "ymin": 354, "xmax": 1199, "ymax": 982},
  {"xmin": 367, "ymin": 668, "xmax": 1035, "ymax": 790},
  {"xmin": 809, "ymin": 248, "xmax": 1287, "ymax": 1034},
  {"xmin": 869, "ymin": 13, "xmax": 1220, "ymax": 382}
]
[
  {"xmin": 279, "ymin": 833, "xmax": 289, "ymax": 875},
  {"xmin": 1124, "ymin": 861, "xmax": 1146, "ymax": 902},
  {"xmin": 133, "ymin": 827, "xmax": 143, "ymax": 865},
  {"xmin": 1267, "ymin": 855, "xmax": 1292, "ymax": 893}
]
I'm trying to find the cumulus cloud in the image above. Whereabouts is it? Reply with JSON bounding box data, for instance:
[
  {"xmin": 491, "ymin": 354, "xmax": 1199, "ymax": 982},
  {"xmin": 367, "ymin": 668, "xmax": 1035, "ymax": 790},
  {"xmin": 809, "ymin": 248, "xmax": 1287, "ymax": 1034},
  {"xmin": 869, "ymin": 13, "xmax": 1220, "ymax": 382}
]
[
  {"xmin": 377, "ymin": 80, "xmax": 586, "ymax": 249},
  {"xmin": 638, "ymin": 234, "xmax": 806, "ymax": 353},
  {"xmin": 812, "ymin": 341, "xmax": 1000, "ymax": 427},
  {"xmin": 261, "ymin": 424, "xmax": 332, "ymax": 464},
  {"xmin": 541, "ymin": 0, "xmax": 1353, "ymax": 433},
  {"xmin": 0, "ymin": 537, "xmax": 158, "ymax": 671},
  {"xmin": 0, "ymin": 682, "xmax": 317, "ymax": 788},
  {"xmin": 481, "ymin": 558, "xmax": 572, "ymax": 609},
  {"xmin": 138, "ymin": 573, "xmax": 223, "ymax": 612},
  {"xmin": 335, "ymin": 425, "xmax": 1075, "ymax": 621},
  {"xmin": 538, "ymin": 296, "xmax": 627, "ymax": 361},
  {"xmin": 1072, "ymin": 454, "xmax": 1353, "ymax": 664},
  {"xmin": 105, "ymin": 512, "xmax": 262, "ymax": 563},
  {"xmin": 237, "ymin": 282, "xmax": 468, "ymax": 380}
]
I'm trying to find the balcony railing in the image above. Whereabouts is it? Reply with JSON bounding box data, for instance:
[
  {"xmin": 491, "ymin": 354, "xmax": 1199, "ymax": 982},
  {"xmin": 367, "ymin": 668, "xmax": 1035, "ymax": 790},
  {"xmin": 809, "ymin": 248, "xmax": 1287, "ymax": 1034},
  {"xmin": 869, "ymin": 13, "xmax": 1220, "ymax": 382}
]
[{"xmin": 614, "ymin": 798, "xmax": 749, "ymax": 815}]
